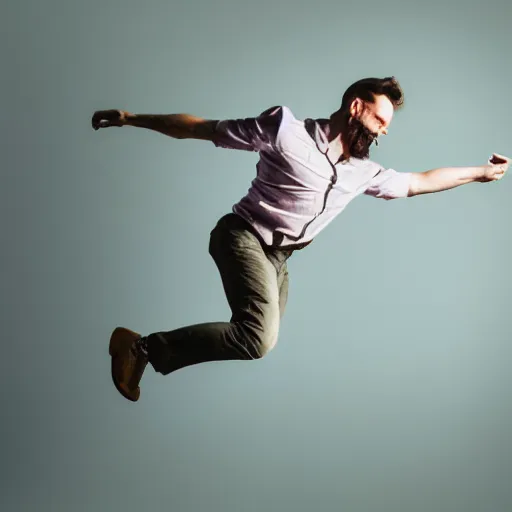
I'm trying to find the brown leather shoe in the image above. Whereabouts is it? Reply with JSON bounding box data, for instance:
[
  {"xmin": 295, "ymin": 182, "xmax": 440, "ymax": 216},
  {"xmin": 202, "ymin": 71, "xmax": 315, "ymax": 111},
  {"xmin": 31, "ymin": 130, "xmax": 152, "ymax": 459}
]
[{"xmin": 109, "ymin": 327, "xmax": 148, "ymax": 402}]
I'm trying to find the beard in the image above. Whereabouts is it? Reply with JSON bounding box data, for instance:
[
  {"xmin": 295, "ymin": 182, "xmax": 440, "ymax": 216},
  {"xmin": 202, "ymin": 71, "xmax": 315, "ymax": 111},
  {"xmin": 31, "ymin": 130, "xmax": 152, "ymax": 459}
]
[{"xmin": 343, "ymin": 116, "xmax": 378, "ymax": 160}]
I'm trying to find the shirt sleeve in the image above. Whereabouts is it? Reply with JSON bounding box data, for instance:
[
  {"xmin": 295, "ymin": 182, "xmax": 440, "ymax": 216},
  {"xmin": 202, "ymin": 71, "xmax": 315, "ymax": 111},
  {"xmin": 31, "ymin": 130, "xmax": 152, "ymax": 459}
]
[
  {"xmin": 211, "ymin": 106, "xmax": 284, "ymax": 152},
  {"xmin": 364, "ymin": 168, "xmax": 412, "ymax": 200}
]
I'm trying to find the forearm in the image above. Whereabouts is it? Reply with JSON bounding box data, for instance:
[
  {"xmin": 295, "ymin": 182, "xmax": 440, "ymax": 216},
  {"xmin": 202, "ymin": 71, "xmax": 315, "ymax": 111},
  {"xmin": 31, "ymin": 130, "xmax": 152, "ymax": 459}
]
[
  {"xmin": 123, "ymin": 113, "xmax": 217, "ymax": 140},
  {"xmin": 409, "ymin": 166, "xmax": 485, "ymax": 196}
]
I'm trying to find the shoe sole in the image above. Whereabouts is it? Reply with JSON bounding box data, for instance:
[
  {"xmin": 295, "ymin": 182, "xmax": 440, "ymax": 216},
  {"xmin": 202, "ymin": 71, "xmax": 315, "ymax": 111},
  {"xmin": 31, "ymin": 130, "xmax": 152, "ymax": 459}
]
[{"xmin": 109, "ymin": 327, "xmax": 141, "ymax": 402}]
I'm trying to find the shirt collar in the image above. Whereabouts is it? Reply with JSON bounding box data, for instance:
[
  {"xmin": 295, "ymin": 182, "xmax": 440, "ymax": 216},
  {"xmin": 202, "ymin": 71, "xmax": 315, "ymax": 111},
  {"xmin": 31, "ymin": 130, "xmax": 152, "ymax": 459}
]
[
  {"xmin": 304, "ymin": 117, "xmax": 331, "ymax": 155},
  {"xmin": 305, "ymin": 117, "xmax": 355, "ymax": 166}
]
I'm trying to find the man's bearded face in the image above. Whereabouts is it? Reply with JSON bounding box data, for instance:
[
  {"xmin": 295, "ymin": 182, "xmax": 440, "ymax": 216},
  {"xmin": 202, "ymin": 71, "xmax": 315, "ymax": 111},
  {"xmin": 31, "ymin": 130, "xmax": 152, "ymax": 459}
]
[{"xmin": 344, "ymin": 115, "xmax": 378, "ymax": 160}]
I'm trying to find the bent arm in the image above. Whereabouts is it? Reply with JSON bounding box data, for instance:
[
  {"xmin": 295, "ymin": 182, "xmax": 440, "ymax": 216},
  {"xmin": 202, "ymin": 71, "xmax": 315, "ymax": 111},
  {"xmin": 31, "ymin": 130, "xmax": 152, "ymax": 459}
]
[
  {"xmin": 408, "ymin": 166, "xmax": 485, "ymax": 196},
  {"xmin": 124, "ymin": 113, "xmax": 219, "ymax": 141}
]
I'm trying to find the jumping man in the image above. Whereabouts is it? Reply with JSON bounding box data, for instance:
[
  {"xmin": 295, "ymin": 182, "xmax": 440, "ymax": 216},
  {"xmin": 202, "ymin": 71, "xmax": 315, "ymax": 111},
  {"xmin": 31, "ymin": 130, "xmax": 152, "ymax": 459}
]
[{"xmin": 92, "ymin": 76, "xmax": 510, "ymax": 402}]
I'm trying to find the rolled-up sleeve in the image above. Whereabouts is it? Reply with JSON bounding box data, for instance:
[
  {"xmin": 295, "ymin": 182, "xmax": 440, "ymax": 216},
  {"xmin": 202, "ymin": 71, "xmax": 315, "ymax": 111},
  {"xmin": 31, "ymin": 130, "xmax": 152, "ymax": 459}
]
[
  {"xmin": 212, "ymin": 106, "xmax": 284, "ymax": 152},
  {"xmin": 364, "ymin": 168, "xmax": 412, "ymax": 200}
]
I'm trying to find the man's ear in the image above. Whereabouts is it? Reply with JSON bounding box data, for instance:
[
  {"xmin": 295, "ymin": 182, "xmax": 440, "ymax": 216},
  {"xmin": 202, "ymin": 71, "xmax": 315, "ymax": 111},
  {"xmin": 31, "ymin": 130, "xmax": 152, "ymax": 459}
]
[{"xmin": 349, "ymin": 98, "xmax": 363, "ymax": 118}]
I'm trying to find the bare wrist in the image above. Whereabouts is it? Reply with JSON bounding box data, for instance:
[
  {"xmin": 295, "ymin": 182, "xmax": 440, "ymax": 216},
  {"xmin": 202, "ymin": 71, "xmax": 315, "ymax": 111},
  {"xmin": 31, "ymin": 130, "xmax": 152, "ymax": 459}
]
[
  {"xmin": 122, "ymin": 111, "xmax": 135, "ymax": 126},
  {"xmin": 473, "ymin": 165, "xmax": 487, "ymax": 182}
]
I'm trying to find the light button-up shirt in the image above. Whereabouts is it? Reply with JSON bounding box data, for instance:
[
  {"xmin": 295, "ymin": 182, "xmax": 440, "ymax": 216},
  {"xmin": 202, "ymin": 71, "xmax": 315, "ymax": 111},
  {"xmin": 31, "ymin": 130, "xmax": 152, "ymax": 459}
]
[{"xmin": 213, "ymin": 106, "xmax": 412, "ymax": 247}]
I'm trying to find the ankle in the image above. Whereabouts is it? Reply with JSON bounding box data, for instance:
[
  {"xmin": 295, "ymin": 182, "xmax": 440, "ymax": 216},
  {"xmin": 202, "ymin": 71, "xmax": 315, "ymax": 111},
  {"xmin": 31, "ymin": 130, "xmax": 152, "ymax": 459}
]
[{"xmin": 135, "ymin": 336, "xmax": 149, "ymax": 358}]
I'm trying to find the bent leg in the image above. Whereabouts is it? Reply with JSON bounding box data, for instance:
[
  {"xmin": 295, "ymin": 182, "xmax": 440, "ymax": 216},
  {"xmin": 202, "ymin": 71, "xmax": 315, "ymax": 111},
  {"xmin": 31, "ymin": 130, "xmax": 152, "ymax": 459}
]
[{"xmin": 146, "ymin": 214, "xmax": 283, "ymax": 375}]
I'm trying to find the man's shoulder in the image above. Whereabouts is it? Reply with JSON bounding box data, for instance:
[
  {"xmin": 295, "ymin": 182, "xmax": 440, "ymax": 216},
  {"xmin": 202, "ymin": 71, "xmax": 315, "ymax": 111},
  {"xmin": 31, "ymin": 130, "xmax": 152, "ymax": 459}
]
[
  {"xmin": 258, "ymin": 105, "xmax": 296, "ymax": 121},
  {"xmin": 253, "ymin": 106, "xmax": 302, "ymax": 144},
  {"xmin": 361, "ymin": 157, "xmax": 383, "ymax": 170}
]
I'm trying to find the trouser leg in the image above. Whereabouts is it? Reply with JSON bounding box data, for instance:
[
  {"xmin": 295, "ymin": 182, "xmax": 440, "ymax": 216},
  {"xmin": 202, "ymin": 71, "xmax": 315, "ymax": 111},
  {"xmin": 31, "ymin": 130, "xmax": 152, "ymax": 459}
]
[{"xmin": 146, "ymin": 214, "xmax": 291, "ymax": 375}]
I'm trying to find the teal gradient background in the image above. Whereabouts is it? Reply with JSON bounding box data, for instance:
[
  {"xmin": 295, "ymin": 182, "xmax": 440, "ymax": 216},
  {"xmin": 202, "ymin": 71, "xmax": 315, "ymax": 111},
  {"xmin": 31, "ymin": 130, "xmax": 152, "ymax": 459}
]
[{"xmin": 3, "ymin": 0, "xmax": 512, "ymax": 510}]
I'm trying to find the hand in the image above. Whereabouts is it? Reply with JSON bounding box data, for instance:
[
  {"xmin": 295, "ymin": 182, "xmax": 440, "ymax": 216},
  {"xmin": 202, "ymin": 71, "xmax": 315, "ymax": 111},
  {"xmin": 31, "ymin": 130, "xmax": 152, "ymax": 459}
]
[
  {"xmin": 91, "ymin": 109, "xmax": 131, "ymax": 131},
  {"xmin": 479, "ymin": 153, "xmax": 511, "ymax": 182}
]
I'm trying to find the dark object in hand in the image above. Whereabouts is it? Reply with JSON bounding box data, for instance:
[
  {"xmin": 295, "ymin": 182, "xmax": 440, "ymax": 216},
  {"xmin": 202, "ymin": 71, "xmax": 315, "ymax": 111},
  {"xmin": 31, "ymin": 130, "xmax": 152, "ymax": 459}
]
[{"xmin": 489, "ymin": 155, "xmax": 507, "ymax": 165}]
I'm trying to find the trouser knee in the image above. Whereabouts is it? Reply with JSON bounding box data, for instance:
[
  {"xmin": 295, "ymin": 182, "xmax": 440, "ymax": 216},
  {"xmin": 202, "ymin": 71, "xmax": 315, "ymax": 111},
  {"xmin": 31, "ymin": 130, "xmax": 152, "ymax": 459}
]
[{"xmin": 239, "ymin": 322, "xmax": 279, "ymax": 360}]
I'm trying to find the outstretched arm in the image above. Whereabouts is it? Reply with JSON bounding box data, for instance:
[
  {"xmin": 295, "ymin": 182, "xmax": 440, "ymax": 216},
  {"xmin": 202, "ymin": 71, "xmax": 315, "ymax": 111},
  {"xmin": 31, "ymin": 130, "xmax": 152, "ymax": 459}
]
[
  {"xmin": 92, "ymin": 106, "xmax": 285, "ymax": 152},
  {"xmin": 91, "ymin": 109, "xmax": 218, "ymax": 141},
  {"xmin": 408, "ymin": 154, "xmax": 510, "ymax": 196}
]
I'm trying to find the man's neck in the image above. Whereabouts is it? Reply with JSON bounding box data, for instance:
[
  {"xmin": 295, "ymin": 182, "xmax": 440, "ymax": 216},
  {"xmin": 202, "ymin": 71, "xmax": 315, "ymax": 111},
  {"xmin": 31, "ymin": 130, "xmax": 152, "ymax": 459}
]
[
  {"xmin": 326, "ymin": 114, "xmax": 351, "ymax": 161},
  {"xmin": 327, "ymin": 133, "xmax": 349, "ymax": 163}
]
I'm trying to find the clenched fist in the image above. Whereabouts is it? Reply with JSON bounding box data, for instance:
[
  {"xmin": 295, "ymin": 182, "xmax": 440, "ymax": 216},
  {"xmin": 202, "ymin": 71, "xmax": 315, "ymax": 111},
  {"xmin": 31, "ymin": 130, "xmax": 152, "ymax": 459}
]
[
  {"xmin": 91, "ymin": 110, "xmax": 131, "ymax": 130},
  {"xmin": 479, "ymin": 153, "xmax": 511, "ymax": 182}
]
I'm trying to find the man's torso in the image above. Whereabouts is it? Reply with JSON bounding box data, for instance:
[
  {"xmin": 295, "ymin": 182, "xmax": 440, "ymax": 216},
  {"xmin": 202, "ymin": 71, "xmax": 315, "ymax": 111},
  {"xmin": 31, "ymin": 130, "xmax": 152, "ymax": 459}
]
[{"xmin": 212, "ymin": 106, "xmax": 410, "ymax": 247}]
